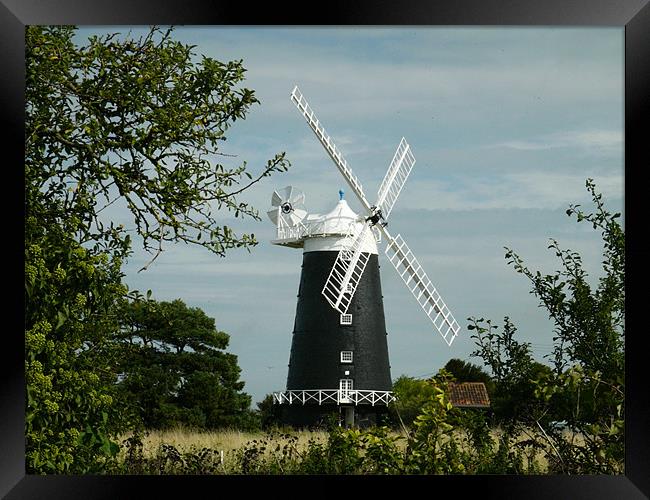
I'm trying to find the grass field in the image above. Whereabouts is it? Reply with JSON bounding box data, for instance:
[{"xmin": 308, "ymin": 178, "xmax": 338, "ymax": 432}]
[
  {"xmin": 118, "ymin": 427, "xmax": 332, "ymax": 473},
  {"xmin": 117, "ymin": 425, "xmax": 559, "ymax": 474},
  {"xmin": 129, "ymin": 427, "xmax": 330, "ymax": 456}
]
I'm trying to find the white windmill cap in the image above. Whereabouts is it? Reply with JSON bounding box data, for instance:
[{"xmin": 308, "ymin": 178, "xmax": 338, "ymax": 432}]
[
  {"xmin": 303, "ymin": 190, "xmax": 378, "ymax": 255},
  {"xmin": 323, "ymin": 200, "xmax": 359, "ymax": 234},
  {"xmin": 320, "ymin": 191, "xmax": 360, "ymax": 235}
]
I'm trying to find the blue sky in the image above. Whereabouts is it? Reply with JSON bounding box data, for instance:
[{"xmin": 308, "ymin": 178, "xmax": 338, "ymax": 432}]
[{"xmin": 77, "ymin": 27, "xmax": 624, "ymax": 406}]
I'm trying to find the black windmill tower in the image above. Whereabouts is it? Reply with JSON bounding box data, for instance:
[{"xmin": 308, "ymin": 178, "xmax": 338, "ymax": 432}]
[{"xmin": 267, "ymin": 87, "xmax": 461, "ymax": 427}]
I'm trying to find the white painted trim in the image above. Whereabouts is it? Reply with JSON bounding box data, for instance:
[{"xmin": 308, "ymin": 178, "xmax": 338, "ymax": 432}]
[
  {"xmin": 303, "ymin": 233, "xmax": 378, "ymax": 255},
  {"xmin": 272, "ymin": 389, "xmax": 396, "ymax": 407}
]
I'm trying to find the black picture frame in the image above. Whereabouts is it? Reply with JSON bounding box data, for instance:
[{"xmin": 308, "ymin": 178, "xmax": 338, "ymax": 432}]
[{"xmin": 3, "ymin": 1, "xmax": 648, "ymax": 497}]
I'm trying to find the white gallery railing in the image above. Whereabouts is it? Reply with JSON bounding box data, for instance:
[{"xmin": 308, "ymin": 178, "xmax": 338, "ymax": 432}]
[{"xmin": 273, "ymin": 389, "xmax": 395, "ymax": 407}]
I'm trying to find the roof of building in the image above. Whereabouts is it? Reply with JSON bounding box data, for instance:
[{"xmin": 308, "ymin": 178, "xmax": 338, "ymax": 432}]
[
  {"xmin": 319, "ymin": 199, "xmax": 360, "ymax": 233},
  {"xmin": 447, "ymin": 382, "xmax": 491, "ymax": 408},
  {"xmin": 302, "ymin": 198, "xmax": 379, "ymax": 254}
]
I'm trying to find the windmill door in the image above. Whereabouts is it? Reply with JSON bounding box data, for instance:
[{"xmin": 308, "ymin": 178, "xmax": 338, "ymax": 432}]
[{"xmin": 339, "ymin": 379, "xmax": 353, "ymax": 403}]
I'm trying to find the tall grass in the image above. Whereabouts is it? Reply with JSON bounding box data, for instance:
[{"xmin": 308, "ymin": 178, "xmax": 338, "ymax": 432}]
[
  {"xmin": 114, "ymin": 426, "xmax": 562, "ymax": 474},
  {"xmin": 117, "ymin": 426, "xmax": 332, "ymax": 473},
  {"xmin": 127, "ymin": 426, "xmax": 329, "ymax": 456}
]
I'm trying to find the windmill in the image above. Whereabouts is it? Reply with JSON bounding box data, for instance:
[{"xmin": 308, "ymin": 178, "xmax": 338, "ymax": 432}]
[{"xmin": 268, "ymin": 86, "xmax": 460, "ymax": 427}]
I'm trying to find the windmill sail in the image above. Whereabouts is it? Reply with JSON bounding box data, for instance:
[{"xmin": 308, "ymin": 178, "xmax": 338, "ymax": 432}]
[
  {"xmin": 322, "ymin": 223, "xmax": 372, "ymax": 314},
  {"xmin": 290, "ymin": 85, "xmax": 460, "ymax": 348},
  {"xmin": 384, "ymin": 233, "xmax": 460, "ymax": 346},
  {"xmin": 291, "ymin": 86, "xmax": 372, "ymax": 212},
  {"xmin": 376, "ymin": 138, "xmax": 416, "ymax": 219}
]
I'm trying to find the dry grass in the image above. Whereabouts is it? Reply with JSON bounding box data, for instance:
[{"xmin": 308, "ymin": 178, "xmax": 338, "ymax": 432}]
[
  {"xmin": 117, "ymin": 426, "xmax": 583, "ymax": 474},
  {"xmin": 119, "ymin": 427, "xmax": 329, "ymax": 459},
  {"xmin": 116, "ymin": 427, "xmax": 333, "ymax": 473}
]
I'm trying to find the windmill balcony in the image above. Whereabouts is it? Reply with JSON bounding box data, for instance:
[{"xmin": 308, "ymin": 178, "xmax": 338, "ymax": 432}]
[{"xmin": 273, "ymin": 389, "xmax": 396, "ymax": 407}]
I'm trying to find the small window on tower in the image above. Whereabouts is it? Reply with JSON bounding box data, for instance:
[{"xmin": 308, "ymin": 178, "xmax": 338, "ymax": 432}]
[
  {"xmin": 340, "ymin": 351, "xmax": 353, "ymax": 363},
  {"xmin": 340, "ymin": 314, "xmax": 352, "ymax": 325}
]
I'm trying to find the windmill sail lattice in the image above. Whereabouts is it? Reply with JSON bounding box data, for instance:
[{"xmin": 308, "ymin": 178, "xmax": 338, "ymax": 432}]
[
  {"xmin": 385, "ymin": 234, "xmax": 460, "ymax": 346},
  {"xmin": 376, "ymin": 137, "xmax": 416, "ymax": 219},
  {"xmin": 291, "ymin": 85, "xmax": 460, "ymax": 347},
  {"xmin": 322, "ymin": 223, "xmax": 372, "ymax": 314},
  {"xmin": 291, "ymin": 86, "xmax": 372, "ymax": 211}
]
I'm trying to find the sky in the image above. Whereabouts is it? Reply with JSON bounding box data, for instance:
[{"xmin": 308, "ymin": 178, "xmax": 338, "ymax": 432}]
[{"xmin": 77, "ymin": 26, "xmax": 624, "ymax": 406}]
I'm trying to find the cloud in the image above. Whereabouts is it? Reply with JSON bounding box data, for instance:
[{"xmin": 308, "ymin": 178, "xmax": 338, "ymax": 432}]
[
  {"xmin": 166, "ymin": 27, "xmax": 622, "ymax": 129},
  {"xmin": 495, "ymin": 129, "xmax": 623, "ymax": 153}
]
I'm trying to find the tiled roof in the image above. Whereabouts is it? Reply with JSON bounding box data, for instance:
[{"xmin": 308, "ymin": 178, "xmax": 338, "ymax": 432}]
[{"xmin": 448, "ymin": 382, "xmax": 491, "ymax": 408}]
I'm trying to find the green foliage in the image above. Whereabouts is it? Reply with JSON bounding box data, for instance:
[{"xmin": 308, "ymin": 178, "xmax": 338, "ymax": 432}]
[
  {"xmin": 25, "ymin": 207, "xmax": 133, "ymax": 473},
  {"xmin": 359, "ymin": 426, "xmax": 405, "ymax": 474},
  {"xmin": 504, "ymin": 180, "xmax": 624, "ymax": 380},
  {"xmin": 443, "ymin": 358, "xmax": 493, "ymax": 385},
  {"xmin": 401, "ymin": 372, "xmax": 539, "ymax": 474},
  {"xmin": 467, "ymin": 179, "xmax": 624, "ymax": 473},
  {"xmin": 388, "ymin": 375, "xmax": 439, "ymax": 427},
  {"xmin": 531, "ymin": 365, "xmax": 624, "ymax": 473},
  {"xmin": 115, "ymin": 299, "xmax": 258, "ymax": 430},
  {"xmin": 390, "ymin": 363, "xmax": 495, "ymax": 430},
  {"xmin": 468, "ymin": 317, "xmax": 534, "ymax": 388},
  {"xmin": 255, "ymin": 393, "xmax": 284, "ymax": 430},
  {"xmin": 468, "ymin": 317, "xmax": 552, "ymax": 424},
  {"xmin": 404, "ymin": 371, "xmax": 462, "ymax": 474},
  {"xmin": 25, "ymin": 25, "xmax": 288, "ymax": 473},
  {"xmin": 26, "ymin": 26, "xmax": 289, "ymax": 259}
]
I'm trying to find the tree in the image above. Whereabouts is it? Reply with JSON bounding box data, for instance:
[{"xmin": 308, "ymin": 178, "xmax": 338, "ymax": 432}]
[
  {"xmin": 115, "ymin": 299, "xmax": 256, "ymax": 430},
  {"xmin": 443, "ymin": 358, "xmax": 494, "ymax": 385},
  {"xmin": 25, "ymin": 217, "xmax": 130, "ymax": 473},
  {"xmin": 25, "ymin": 25, "xmax": 289, "ymax": 472},
  {"xmin": 26, "ymin": 26, "xmax": 289, "ymax": 261},
  {"xmin": 468, "ymin": 317, "xmax": 553, "ymax": 424},
  {"xmin": 255, "ymin": 393, "xmax": 284, "ymax": 430},
  {"xmin": 505, "ymin": 178, "xmax": 624, "ymax": 382},
  {"xmin": 388, "ymin": 375, "xmax": 440, "ymax": 428},
  {"xmin": 468, "ymin": 179, "xmax": 624, "ymax": 473}
]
